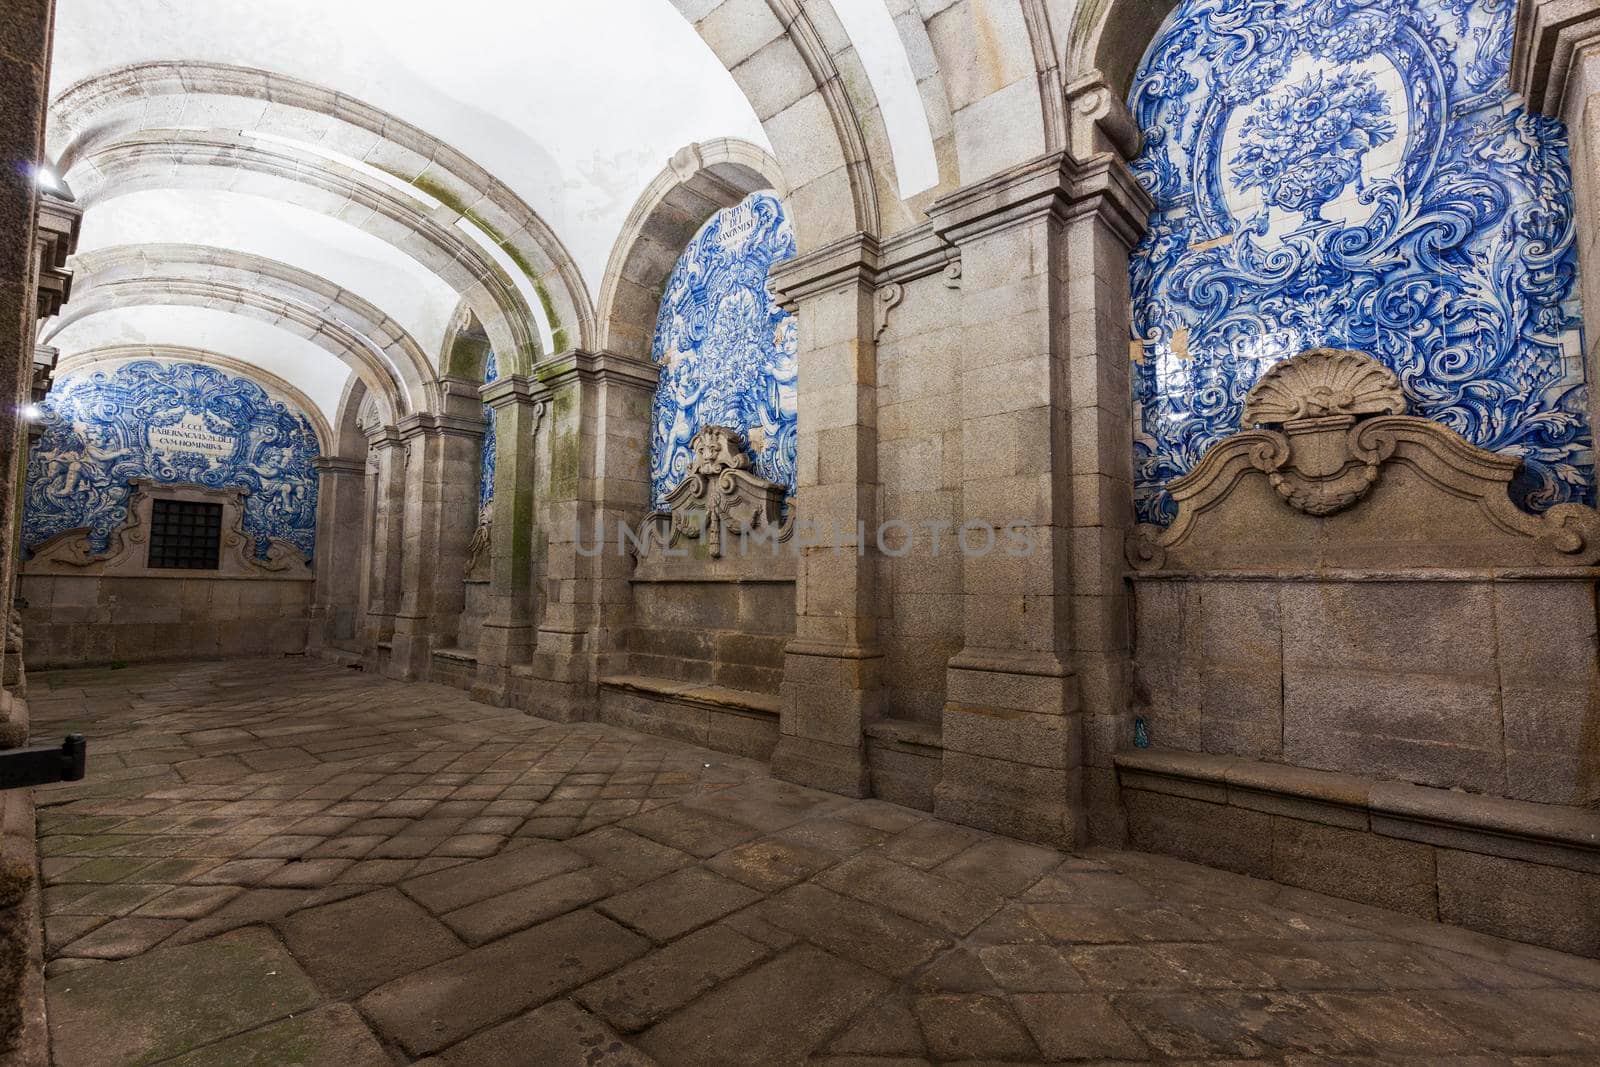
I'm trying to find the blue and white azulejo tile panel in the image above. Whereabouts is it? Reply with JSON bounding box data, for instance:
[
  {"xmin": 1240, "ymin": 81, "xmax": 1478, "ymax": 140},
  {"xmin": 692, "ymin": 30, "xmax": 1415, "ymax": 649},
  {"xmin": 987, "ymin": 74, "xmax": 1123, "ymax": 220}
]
[
  {"xmin": 1128, "ymin": 0, "xmax": 1593, "ymax": 525},
  {"xmin": 24, "ymin": 360, "xmax": 322, "ymax": 559},
  {"xmin": 480, "ymin": 349, "xmax": 498, "ymax": 515},
  {"xmin": 649, "ymin": 191, "xmax": 798, "ymax": 509}
]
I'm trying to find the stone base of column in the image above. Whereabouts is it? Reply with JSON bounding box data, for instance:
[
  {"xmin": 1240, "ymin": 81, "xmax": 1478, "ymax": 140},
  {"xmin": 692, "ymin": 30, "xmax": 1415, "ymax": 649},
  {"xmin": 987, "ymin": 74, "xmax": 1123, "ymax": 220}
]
[
  {"xmin": 935, "ymin": 650, "xmax": 1087, "ymax": 849},
  {"xmin": 770, "ymin": 644, "xmax": 879, "ymax": 797},
  {"xmin": 471, "ymin": 621, "xmax": 534, "ymax": 707},
  {"xmin": 525, "ymin": 637, "xmax": 597, "ymax": 723},
  {"xmin": 385, "ymin": 615, "xmax": 433, "ymax": 682}
]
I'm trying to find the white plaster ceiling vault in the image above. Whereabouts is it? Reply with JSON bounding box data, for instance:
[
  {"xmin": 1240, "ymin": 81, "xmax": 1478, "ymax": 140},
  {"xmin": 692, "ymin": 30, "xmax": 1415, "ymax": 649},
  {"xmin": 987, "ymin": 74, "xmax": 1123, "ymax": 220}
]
[{"xmin": 43, "ymin": 0, "xmax": 943, "ymax": 431}]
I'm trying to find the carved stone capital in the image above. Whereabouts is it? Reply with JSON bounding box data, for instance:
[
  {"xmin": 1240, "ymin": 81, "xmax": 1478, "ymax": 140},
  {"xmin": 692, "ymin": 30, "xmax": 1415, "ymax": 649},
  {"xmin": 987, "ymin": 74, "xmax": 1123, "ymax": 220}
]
[{"xmin": 1513, "ymin": 0, "xmax": 1600, "ymax": 116}]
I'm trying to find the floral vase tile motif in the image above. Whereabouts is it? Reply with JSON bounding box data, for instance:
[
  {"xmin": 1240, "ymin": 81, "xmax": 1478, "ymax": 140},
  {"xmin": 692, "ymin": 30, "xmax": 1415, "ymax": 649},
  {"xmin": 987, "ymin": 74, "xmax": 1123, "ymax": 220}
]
[
  {"xmin": 24, "ymin": 360, "xmax": 322, "ymax": 560},
  {"xmin": 649, "ymin": 191, "xmax": 798, "ymax": 509},
  {"xmin": 1128, "ymin": 0, "xmax": 1592, "ymax": 525}
]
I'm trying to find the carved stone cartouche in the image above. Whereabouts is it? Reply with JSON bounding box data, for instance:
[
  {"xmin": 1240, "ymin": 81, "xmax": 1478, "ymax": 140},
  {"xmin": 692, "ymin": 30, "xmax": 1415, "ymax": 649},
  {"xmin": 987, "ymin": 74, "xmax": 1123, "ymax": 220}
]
[
  {"xmin": 633, "ymin": 426, "xmax": 791, "ymax": 559},
  {"xmin": 1126, "ymin": 347, "xmax": 1600, "ymax": 571}
]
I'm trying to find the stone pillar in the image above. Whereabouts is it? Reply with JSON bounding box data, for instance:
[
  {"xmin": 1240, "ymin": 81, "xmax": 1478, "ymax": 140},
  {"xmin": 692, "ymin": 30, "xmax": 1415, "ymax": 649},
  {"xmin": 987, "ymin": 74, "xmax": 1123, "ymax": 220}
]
[
  {"xmin": 473, "ymin": 376, "xmax": 542, "ymax": 705},
  {"xmin": 1515, "ymin": 0, "xmax": 1600, "ymax": 501},
  {"xmin": 0, "ymin": 5, "xmax": 58, "ymax": 1060},
  {"xmin": 768, "ymin": 235, "xmax": 883, "ymax": 797},
  {"xmin": 387, "ymin": 386, "xmax": 485, "ymax": 680},
  {"xmin": 524, "ymin": 350, "xmax": 657, "ymax": 721},
  {"xmin": 309, "ymin": 455, "xmax": 366, "ymax": 650},
  {"xmin": 361, "ymin": 426, "xmax": 406, "ymax": 658},
  {"xmin": 926, "ymin": 136, "xmax": 1149, "ymax": 849}
]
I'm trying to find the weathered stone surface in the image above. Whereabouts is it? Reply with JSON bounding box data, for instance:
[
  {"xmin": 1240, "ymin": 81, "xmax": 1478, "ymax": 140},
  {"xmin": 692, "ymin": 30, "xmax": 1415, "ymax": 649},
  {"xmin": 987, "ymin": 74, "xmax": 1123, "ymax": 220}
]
[
  {"xmin": 637, "ymin": 945, "xmax": 889, "ymax": 1066},
  {"xmin": 47, "ymin": 928, "xmax": 319, "ymax": 1067},
  {"xmin": 359, "ymin": 909, "xmax": 649, "ymax": 1055},
  {"xmin": 599, "ymin": 866, "xmax": 761, "ymax": 942},
  {"xmin": 437, "ymin": 999, "xmax": 658, "ymax": 1067},
  {"xmin": 161, "ymin": 1004, "xmax": 390, "ymax": 1066},
  {"xmin": 761, "ymin": 883, "xmax": 948, "ymax": 978},
  {"xmin": 278, "ymin": 888, "xmax": 464, "ymax": 997},
  {"xmin": 401, "ymin": 839, "xmax": 588, "ymax": 914},
  {"xmin": 27, "ymin": 658, "xmax": 1600, "ymax": 1066},
  {"xmin": 576, "ymin": 923, "xmax": 768, "ymax": 1031},
  {"xmin": 443, "ymin": 866, "xmax": 615, "ymax": 944}
]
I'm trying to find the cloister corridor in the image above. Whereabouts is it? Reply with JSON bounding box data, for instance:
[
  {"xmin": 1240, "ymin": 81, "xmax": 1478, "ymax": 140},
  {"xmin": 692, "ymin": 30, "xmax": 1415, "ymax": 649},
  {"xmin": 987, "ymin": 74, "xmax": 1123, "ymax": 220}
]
[{"xmin": 24, "ymin": 659, "xmax": 1600, "ymax": 1065}]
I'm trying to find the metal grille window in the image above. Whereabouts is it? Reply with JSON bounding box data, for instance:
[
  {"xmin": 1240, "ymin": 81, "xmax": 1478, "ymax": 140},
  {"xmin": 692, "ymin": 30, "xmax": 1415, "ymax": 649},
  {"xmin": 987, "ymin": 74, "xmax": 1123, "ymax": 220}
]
[{"xmin": 147, "ymin": 499, "xmax": 223, "ymax": 570}]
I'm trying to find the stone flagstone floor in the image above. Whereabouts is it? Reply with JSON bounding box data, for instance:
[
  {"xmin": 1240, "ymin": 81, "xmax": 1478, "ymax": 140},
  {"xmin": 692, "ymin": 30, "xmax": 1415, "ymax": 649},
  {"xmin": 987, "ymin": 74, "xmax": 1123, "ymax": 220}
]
[{"xmin": 25, "ymin": 658, "xmax": 1600, "ymax": 1065}]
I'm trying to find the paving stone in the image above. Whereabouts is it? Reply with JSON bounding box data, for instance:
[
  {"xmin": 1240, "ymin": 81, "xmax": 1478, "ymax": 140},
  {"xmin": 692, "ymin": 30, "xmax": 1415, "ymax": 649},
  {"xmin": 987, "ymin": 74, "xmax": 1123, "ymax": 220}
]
[
  {"xmin": 47, "ymin": 927, "xmax": 320, "ymax": 1067},
  {"xmin": 1011, "ymin": 992, "xmax": 1150, "ymax": 1058},
  {"xmin": 161, "ymin": 1004, "xmax": 390, "ymax": 1066},
  {"xmin": 190, "ymin": 858, "xmax": 288, "ymax": 886},
  {"xmin": 761, "ymin": 883, "xmax": 948, "ymax": 979},
  {"xmin": 32, "ymin": 660, "xmax": 1600, "ymax": 1066},
  {"xmin": 401, "ymin": 839, "xmax": 587, "ymax": 913},
  {"xmin": 817, "ymin": 853, "xmax": 1005, "ymax": 936},
  {"xmin": 260, "ymin": 858, "xmax": 356, "ymax": 888},
  {"xmin": 933, "ymin": 836, "xmax": 1070, "ymax": 896},
  {"xmin": 59, "ymin": 915, "xmax": 186, "ymax": 959},
  {"xmin": 638, "ymin": 945, "xmax": 890, "ymax": 1066},
  {"xmin": 880, "ymin": 819, "xmax": 985, "ymax": 869},
  {"xmin": 278, "ymin": 888, "xmax": 464, "ymax": 998},
  {"xmin": 621, "ymin": 805, "xmax": 760, "ymax": 857},
  {"xmin": 165, "ymin": 885, "xmax": 370, "ymax": 945},
  {"xmin": 704, "ymin": 836, "xmax": 837, "ymax": 892},
  {"xmin": 360, "ymin": 908, "xmax": 649, "ymax": 1056},
  {"xmin": 599, "ymin": 866, "xmax": 761, "ymax": 942},
  {"xmin": 444, "ymin": 867, "xmax": 615, "ymax": 944},
  {"xmin": 566, "ymin": 826, "xmax": 695, "ymax": 885},
  {"xmin": 50, "ymin": 881, "xmax": 169, "ymax": 917},
  {"xmin": 977, "ymin": 942, "xmax": 1088, "ymax": 991},
  {"xmin": 824, "ymin": 992, "xmax": 926, "ymax": 1056},
  {"xmin": 437, "ymin": 998, "xmax": 657, "ymax": 1066},
  {"xmin": 135, "ymin": 885, "xmax": 243, "ymax": 919},
  {"xmin": 577, "ymin": 923, "xmax": 769, "ymax": 1031},
  {"xmin": 913, "ymin": 993, "xmax": 1039, "ymax": 1061}
]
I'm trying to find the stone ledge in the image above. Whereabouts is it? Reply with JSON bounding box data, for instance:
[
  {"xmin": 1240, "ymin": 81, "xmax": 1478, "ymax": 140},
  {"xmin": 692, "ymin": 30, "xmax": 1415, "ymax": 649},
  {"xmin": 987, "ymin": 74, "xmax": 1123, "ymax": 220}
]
[
  {"xmin": 1115, "ymin": 748, "xmax": 1600, "ymax": 956},
  {"xmin": 599, "ymin": 674, "xmax": 779, "ymax": 718},
  {"xmin": 430, "ymin": 647, "xmax": 477, "ymax": 664},
  {"xmin": 863, "ymin": 717, "xmax": 942, "ymax": 750},
  {"xmin": 1115, "ymin": 749, "xmax": 1600, "ymax": 871},
  {"xmin": 597, "ymin": 674, "xmax": 780, "ymax": 761}
]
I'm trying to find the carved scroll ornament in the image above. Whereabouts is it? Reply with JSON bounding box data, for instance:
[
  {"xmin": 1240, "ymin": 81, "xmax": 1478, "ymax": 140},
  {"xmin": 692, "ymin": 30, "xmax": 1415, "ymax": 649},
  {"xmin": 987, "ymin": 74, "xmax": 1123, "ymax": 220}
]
[
  {"xmin": 1126, "ymin": 348, "xmax": 1600, "ymax": 571},
  {"xmin": 631, "ymin": 426, "xmax": 793, "ymax": 559},
  {"xmin": 27, "ymin": 479, "xmax": 308, "ymax": 576}
]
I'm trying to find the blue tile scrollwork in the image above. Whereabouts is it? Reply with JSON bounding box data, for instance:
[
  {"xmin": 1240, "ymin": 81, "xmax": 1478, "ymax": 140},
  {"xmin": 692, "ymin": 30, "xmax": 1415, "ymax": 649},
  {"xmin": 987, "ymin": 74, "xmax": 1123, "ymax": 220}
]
[
  {"xmin": 649, "ymin": 191, "xmax": 798, "ymax": 509},
  {"xmin": 24, "ymin": 360, "xmax": 321, "ymax": 559},
  {"xmin": 479, "ymin": 349, "xmax": 498, "ymax": 515},
  {"xmin": 1128, "ymin": 0, "xmax": 1593, "ymax": 524}
]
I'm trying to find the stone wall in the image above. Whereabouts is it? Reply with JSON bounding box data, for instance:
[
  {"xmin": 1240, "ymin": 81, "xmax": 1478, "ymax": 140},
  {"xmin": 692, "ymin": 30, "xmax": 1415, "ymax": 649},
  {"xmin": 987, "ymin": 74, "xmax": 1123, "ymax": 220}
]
[
  {"xmin": 1132, "ymin": 573, "xmax": 1600, "ymax": 806},
  {"xmin": 1120, "ymin": 347, "xmax": 1600, "ymax": 953},
  {"xmin": 874, "ymin": 269, "xmax": 964, "ymax": 727},
  {"xmin": 20, "ymin": 574, "xmax": 312, "ymax": 669}
]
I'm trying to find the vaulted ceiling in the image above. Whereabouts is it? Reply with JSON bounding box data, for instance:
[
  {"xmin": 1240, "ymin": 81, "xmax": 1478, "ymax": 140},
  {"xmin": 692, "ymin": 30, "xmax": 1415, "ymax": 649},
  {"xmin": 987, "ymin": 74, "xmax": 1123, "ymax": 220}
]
[
  {"xmin": 43, "ymin": 0, "xmax": 777, "ymax": 430},
  {"xmin": 42, "ymin": 0, "xmax": 1070, "ymax": 436}
]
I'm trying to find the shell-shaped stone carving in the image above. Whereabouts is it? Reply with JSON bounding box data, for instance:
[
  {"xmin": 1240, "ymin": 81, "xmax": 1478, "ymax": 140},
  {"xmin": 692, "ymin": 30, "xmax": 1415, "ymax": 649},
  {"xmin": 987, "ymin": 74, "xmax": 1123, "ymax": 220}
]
[{"xmin": 1242, "ymin": 347, "xmax": 1406, "ymax": 426}]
